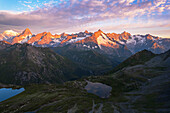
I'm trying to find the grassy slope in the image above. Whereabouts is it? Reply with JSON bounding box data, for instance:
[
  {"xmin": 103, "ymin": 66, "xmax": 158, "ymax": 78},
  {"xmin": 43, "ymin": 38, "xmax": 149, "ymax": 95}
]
[
  {"xmin": 1, "ymin": 66, "xmax": 168, "ymax": 113},
  {"xmin": 109, "ymin": 49, "xmax": 156, "ymax": 74}
]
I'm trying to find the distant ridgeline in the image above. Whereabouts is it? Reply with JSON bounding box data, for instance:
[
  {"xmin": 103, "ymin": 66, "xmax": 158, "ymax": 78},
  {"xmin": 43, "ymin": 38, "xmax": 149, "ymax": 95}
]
[
  {"xmin": 0, "ymin": 28, "xmax": 170, "ymax": 85},
  {"xmin": 0, "ymin": 28, "xmax": 170, "ymax": 54}
]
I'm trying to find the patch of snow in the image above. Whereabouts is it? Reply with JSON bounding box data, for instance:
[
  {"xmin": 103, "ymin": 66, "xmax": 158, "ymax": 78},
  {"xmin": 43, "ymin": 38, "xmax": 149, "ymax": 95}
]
[
  {"xmin": 86, "ymin": 35, "xmax": 91, "ymax": 37},
  {"xmin": 1, "ymin": 34, "xmax": 6, "ymax": 39},
  {"xmin": 21, "ymin": 35, "xmax": 32, "ymax": 44},
  {"xmin": 77, "ymin": 37, "xmax": 86, "ymax": 39},
  {"xmin": 101, "ymin": 33, "xmax": 108, "ymax": 39},
  {"xmin": 52, "ymin": 38, "xmax": 61, "ymax": 43},
  {"xmin": 97, "ymin": 33, "xmax": 117, "ymax": 49},
  {"xmin": 67, "ymin": 37, "xmax": 86, "ymax": 43},
  {"xmin": 32, "ymin": 42, "xmax": 35, "ymax": 45},
  {"xmin": 98, "ymin": 45, "xmax": 102, "ymax": 49},
  {"xmin": 126, "ymin": 36, "xmax": 136, "ymax": 45},
  {"xmin": 3, "ymin": 30, "xmax": 18, "ymax": 36},
  {"xmin": 119, "ymin": 41, "xmax": 125, "ymax": 45},
  {"xmin": 87, "ymin": 45, "xmax": 91, "ymax": 48},
  {"xmin": 97, "ymin": 35, "xmax": 107, "ymax": 45},
  {"xmin": 126, "ymin": 35, "xmax": 146, "ymax": 46}
]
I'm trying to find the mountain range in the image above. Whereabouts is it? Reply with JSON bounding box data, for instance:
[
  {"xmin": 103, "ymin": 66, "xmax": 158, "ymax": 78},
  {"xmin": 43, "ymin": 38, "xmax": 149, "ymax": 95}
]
[
  {"xmin": 0, "ymin": 28, "xmax": 170, "ymax": 54},
  {"xmin": 0, "ymin": 28, "xmax": 169, "ymax": 112}
]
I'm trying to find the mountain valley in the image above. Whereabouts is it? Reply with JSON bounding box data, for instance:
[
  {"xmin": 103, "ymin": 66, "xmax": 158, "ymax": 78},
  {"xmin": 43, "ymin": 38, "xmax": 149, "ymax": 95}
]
[
  {"xmin": 0, "ymin": 49, "xmax": 169, "ymax": 113},
  {"xmin": 1, "ymin": 0, "xmax": 170, "ymax": 112},
  {"xmin": 0, "ymin": 28, "xmax": 170, "ymax": 113}
]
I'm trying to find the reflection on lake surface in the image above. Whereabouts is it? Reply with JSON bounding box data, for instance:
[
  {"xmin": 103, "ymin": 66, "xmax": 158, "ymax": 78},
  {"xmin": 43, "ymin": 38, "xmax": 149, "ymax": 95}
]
[
  {"xmin": 0, "ymin": 88, "xmax": 25, "ymax": 102},
  {"xmin": 85, "ymin": 81, "xmax": 112, "ymax": 98}
]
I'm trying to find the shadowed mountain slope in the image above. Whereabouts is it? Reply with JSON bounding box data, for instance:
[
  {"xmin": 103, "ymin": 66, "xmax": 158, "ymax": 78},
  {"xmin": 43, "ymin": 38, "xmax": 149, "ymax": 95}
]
[
  {"xmin": 109, "ymin": 49, "xmax": 157, "ymax": 73},
  {"xmin": 0, "ymin": 42, "xmax": 88, "ymax": 85}
]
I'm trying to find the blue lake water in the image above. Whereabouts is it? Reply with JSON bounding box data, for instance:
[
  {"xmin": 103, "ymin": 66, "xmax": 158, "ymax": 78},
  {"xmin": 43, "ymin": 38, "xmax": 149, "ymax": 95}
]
[
  {"xmin": 85, "ymin": 81, "xmax": 112, "ymax": 98},
  {"xmin": 0, "ymin": 88, "xmax": 25, "ymax": 102}
]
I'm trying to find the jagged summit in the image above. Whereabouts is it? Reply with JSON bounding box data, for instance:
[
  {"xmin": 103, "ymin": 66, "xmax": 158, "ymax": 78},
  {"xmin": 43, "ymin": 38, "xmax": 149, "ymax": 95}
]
[
  {"xmin": 97, "ymin": 29, "xmax": 103, "ymax": 32},
  {"xmin": 76, "ymin": 29, "xmax": 105, "ymax": 44},
  {"xmin": 21, "ymin": 28, "xmax": 32, "ymax": 35},
  {"xmin": 121, "ymin": 31, "xmax": 131, "ymax": 36},
  {"xmin": 11, "ymin": 28, "xmax": 32, "ymax": 44},
  {"xmin": 122, "ymin": 31, "xmax": 129, "ymax": 34},
  {"xmin": 119, "ymin": 31, "xmax": 131, "ymax": 40},
  {"xmin": 60, "ymin": 32, "xmax": 68, "ymax": 37},
  {"xmin": 84, "ymin": 30, "xmax": 89, "ymax": 34},
  {"xmin": 27, "ymin": 31, "xmax": 53, "ymax": 45}
]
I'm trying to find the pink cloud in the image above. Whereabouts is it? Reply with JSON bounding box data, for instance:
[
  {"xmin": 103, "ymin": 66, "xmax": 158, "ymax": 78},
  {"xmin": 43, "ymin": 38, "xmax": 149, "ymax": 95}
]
[{"xmin": 0, "ymin": 0, "xmax": 169, "ymax": 37}]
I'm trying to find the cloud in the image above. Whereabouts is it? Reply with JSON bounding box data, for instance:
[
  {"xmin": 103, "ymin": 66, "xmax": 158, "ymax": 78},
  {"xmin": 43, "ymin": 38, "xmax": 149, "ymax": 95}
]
[
  {"xmin": 21, "ymin": 3, "xmax": 34, "ymax": 11},
  {"xmin": 24, "ymin": 1, "xmax": 32, "ymax": 4},
  {"xmin": 0, "ymin": 0, "xmax": 169, "ymax": 36},
  {"xmin": 43, "ymin": 0, "xmax": 59, "ymax": 6}
]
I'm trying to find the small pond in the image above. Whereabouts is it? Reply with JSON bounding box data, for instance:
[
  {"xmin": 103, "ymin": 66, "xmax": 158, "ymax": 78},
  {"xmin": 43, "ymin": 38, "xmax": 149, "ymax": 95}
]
[
  {"xmin": 85, "ymin": 81, "xmax": 112, "ymax": 98},
  {"xmin": 0, "ymin": 88, "xmax": 25, "ymax": 102}
]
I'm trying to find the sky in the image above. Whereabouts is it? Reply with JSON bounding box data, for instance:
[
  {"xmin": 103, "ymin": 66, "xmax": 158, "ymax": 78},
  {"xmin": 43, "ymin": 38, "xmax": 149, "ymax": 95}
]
[{"xmin": 0, "ymin": 0, "xmax": 170, "ymax": 38}]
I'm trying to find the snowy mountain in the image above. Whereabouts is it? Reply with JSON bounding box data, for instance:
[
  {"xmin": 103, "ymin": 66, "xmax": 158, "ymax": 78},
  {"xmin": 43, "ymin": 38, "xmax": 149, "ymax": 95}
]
[
  {"xmin": 0, "ymin": 30, "xmax": 19, "ymax": 42},
  {"xmin": 11, "ymin": 28, "xmax": 32, "ymax": 44},
  {"xmin": 74, "ymin": 29, "xmax": 131, "ymax": 58},
  {"xmin": 117, "ymin": 34, "xmax": 169, "ymax": 54},
  {"xmin": 1, "ymin": 28, "xmax": 170, "ymax": 54}
]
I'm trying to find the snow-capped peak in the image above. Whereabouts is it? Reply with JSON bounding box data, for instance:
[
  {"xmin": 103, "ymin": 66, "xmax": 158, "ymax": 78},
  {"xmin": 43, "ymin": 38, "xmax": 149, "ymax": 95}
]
[
  {"xmin": 3, "ymin": 30, "xmax": 19, "ymax": 36},
  {"xmin": 97, "ymin": 32, "xmax": 119, "ymax": 49}
]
